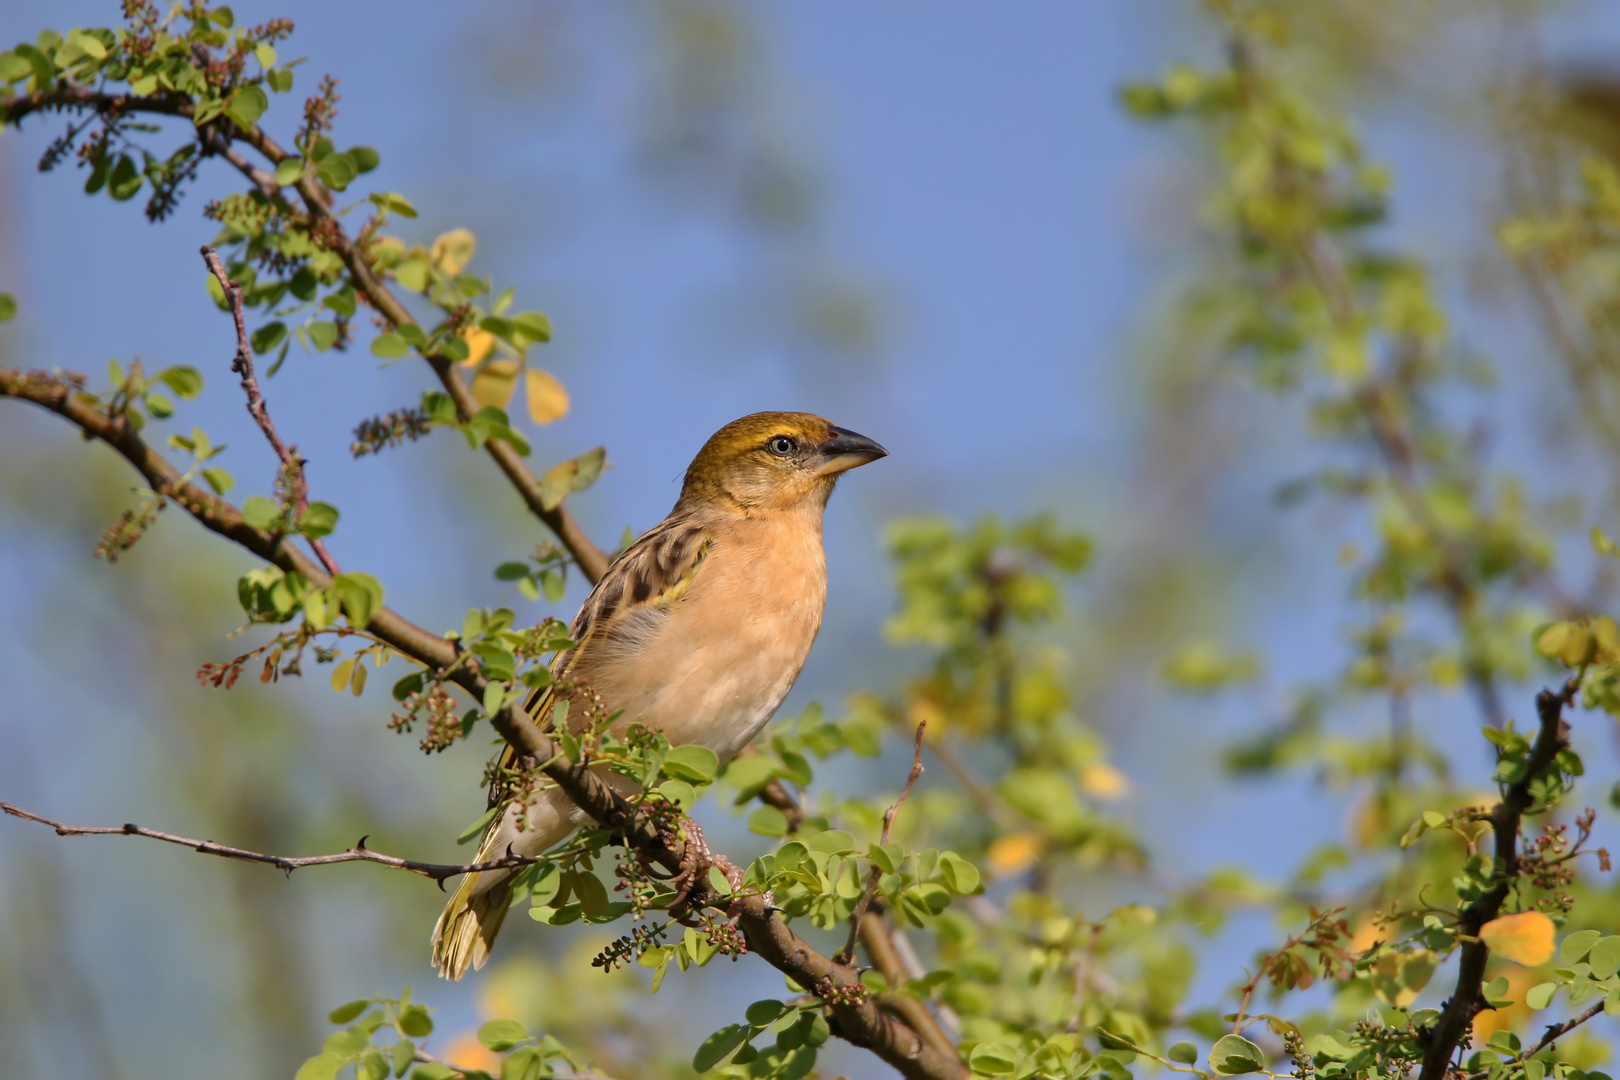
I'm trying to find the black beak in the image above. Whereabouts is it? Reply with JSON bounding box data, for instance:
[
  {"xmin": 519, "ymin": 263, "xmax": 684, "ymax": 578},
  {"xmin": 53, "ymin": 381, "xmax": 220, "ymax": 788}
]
[{"xmin": 815, "ymin": 425, "xmax": 889, "ymax": 476}]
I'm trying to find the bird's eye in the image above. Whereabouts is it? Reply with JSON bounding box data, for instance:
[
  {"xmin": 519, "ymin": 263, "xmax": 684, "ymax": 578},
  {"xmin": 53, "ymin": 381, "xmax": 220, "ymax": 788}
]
[{"xmin": 767, "ymin": 435, "xmax": 797, "ymax": 457}]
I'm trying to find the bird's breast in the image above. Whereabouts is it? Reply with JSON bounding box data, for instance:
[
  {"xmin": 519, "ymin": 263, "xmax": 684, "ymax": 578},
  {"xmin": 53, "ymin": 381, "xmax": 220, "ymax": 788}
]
[{"xmin": 584, "ymin": 514, "xmax": 827, "ymax": 759}]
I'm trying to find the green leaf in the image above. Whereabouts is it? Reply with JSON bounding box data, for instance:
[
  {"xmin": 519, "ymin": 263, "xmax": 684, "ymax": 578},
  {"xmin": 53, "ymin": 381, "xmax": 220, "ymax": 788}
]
[
  {"xmin": 331, "ymin": 572, "xmax": 385, "ymax": 627},
  {"xmin": 938, "ymin": 851, "xmax": 981, "ymax": 894},
  {"xmin": 294, "ymin": 1052, "xmax": 344, "ymax": 1080},
  {"xmin": 692, "ymin": 1024, "xmax": 749, "ymax": 1073},
  {"xmin": 157, "ymin": 366, "xmax": 203, "ymax": 398},
  {"xmin": 867, "ymin": 841, "xmax": 904, "ymax": 874},
  {"xmin": 411, "ymin": 1066, "xmax": 454, "ymax": 1080},
  {"xmin": 327, "ymin": 999, "xmax": 370, "ymax": 1024},
  {"xmin": 324, "ymin": 287, "xmax": 358, "ymax": 318},
  {"xmin": 300, "ymin": 501, "xmax": 341, "ymax": 540},
  {"xmin": 495, "ymin": 561, "xmax": 531, "ymax": 581},
  {"xmin": 511, "ymin": 311, "xmax": 552, "ymax": 345},
  {"xmin": 396, "ymin": 1003, "xmax": 433, "ymax": 1038},
  {"xmin": 663, "ymin": 744, "xmax": 720, "ymax": 784},
  {"xmin": 1210, "ymin": 1034, "xmax": 1266, "ymax": 1075},
  {"xmin": 368, "ymin": 192, "xmax": 418, "ymax": 218},
  {"xmin": 145, "ymin": 392, "xmax": 174, "ymax": 418},
  {"xmin": 308, "ymin": 321, "xmax": 340, "ymax": 352},
  {"xmin": 1589, "ymin": 936, "xmax": 1620, "ymax": 980},
  {"xmin": 203, "ymin": 467, "xmax": 235, "ymax": 495},
  {"xmin": 391, "ymin": 1039, "xmax": 414, "ymax": 1079},
  {"xmin": 657, "ymin": 780, "xmax": 697, "ymax": 811},
  {"xmin": 108, "ymin": 154, "xmax": 143, "ymax": 201},
  {"xmin": 1563, "ymin": 929, "xmax": 1604, "ymax": 965},
  {"xmin": 1169, "ymin": 1042, "xmax": 1199, "ymax": 1065},
  {"xmin": 748, "ymin": 805, "xmax": 789, "ymax": 837},
  {"xmin": 252, "ymin": 321, "xmax": 288, "ymax": 354},
  {"xmin": 275, "ymin": 157, "xmax": 306, "ymax": 186},
  {"xmin": 242, "ymin": 495, "xmax": 281, "ymax": 530},
  {"xmin": 774, "ymin": 841, "xmax": 809, "ymax": 872},
  {"xmin": 317, "ymin": 152, "xmax": 358, "ymax": 191},
  {"xmin": 349, "ymin": 146, "xmax": 380, "ymax": 173},
  {"xmin": 477, "ymin": 1018, "xmax": 529, "ymax": 1052},
  {"xmin": 744, "ymin": 999, "xmax": 784, "ymax": 1025},
  {"xmin": 255, "ymin": 42, "xmax": 277, "ymax": 68},
  {"xmin": 371, "ymin": 332, "xmax": 409, "ymax": 358},
  {"xmin": 0, "ymin": 293, "xmax": 15, "ymax": 322},
  {"xmin": 502, "ymin": 1046, "xmax": 546, "ymax": 1080},
  {"xmin": 226, "ymin": 84, "xmax": 269, "ymax": 130},
  {"xmin": 572, "ymin": 446, "xmax": 607, "ymax": 492},
  {"xmin": 806, "ymin": 829, "xmax": 857, "ymax": 856},
  {"xmin": 968, "ymin": 1043, "xmax": 1019, "ymax": 1076},
  {"xmin": 1525, "ymin": 982, "xmax": 1557, "ymax": 1010},
  {"xmin": 457, "ymin": 805, "xmax": 500, "ymax": 846},
  {"xmin": 539, "ymin": 568, "xmax": 565, "ymax": 602},
  {"xmin": 0, "ymin": 52, "xmax": 32, "ymax": 84}
]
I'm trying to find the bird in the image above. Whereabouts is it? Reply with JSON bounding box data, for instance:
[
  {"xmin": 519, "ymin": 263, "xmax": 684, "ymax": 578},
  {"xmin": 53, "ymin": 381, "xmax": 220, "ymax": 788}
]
[{"xmin": 432, "ymin": 411, "xmax": 888, "ymax": 979}]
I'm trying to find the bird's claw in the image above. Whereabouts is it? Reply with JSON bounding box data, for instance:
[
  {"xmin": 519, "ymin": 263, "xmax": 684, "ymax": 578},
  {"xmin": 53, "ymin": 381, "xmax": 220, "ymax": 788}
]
[{"xmin": 665, "ymin": 817, "xmax": 751, "ymax": 924}]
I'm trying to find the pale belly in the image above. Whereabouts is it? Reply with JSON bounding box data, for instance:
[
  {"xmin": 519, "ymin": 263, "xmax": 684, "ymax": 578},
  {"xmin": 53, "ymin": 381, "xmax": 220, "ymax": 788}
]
[{"xmin": 577, "ymin": 523, "xmax": 825, "ymax": 761}]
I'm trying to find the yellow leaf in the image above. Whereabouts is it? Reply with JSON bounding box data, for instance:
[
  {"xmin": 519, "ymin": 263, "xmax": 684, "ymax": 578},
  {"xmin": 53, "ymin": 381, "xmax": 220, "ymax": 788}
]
[
  {"xmin": 471, "ymin": 359, "xmax": 519, "ymax": 410},
  {"xmin": 330, "ymin": 658, "xmax": 355, "ymax": 692},
  {"xmin": 1480, "ymin": 912, "xmax": 1556, "ymax": 966},
  {"xmin": 986, "ymin": 832, "xmax": 1045, "ymax": 877},
  {"xmin": 1080, "ymin": 763, "xmax": 1130, "ymax": 801},
  {"xmin": 350, "ymin": 663, "xmax": 367, "ymax": 697},
  {"xmin": 460, "ymin": 327, "xmax": 495, "ymax": 367},
  {"xmin": 430, "ymin": 228, "xmax": 476, "ymax": 275},
  {"xmin": 524, "ymin": 368, "xmax": 570, "ymax": 425}
]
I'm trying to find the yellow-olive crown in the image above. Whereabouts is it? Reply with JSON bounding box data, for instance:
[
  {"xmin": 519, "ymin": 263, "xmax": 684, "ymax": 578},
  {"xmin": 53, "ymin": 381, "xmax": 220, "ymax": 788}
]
[{"xmin": 677, "ymin": 411, "xmax": 887, "ymax": 513}]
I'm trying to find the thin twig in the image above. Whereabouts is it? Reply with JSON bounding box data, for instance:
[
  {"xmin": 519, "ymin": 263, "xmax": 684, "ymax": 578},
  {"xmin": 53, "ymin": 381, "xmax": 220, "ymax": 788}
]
[
  {"xmin": 1, "ymin": 802, "xmax": 542, "ymax": 887},
  {"xmin": 1418, "ymin": 679, "xmax": 1576, "ymax": 1080},
  {"xmin": 1462, "ymin": 1002, "xmax": 1606, "ymax": 1080},
  {"xmin": 200, "ymin": 245, "xmax": 341, "ymax": 578},
  {"xmin": 838, "ymin": 720, "xmax": 926, "ymax": 966}
]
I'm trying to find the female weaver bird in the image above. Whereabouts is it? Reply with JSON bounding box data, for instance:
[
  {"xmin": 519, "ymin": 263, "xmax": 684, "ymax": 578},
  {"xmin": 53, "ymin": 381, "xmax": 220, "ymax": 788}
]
[{"xmin": 432, "ymin": 411, "xmax": 887, "ymax": 979}]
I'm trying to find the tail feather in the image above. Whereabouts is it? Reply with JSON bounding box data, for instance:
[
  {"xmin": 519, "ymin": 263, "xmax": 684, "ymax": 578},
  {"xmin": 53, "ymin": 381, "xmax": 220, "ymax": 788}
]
[
  {"xmin": 431, "ymin": 870, "xmax": 513, "ymax": 980},
  {"xmin": 430, "ymin": 790, "xmax": 578, "ymax": 979}
]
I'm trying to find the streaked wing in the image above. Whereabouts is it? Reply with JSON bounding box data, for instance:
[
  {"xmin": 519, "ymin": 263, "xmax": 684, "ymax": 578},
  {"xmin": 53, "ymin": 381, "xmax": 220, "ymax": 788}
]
[{"xmin": 484, "ymin": 512, "xmax": 715, "ymax": 809}]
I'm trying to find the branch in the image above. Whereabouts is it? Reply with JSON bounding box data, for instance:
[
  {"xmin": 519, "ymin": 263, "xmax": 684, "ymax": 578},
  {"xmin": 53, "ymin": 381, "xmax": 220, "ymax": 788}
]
[
  {"xmin": 0, "ymin": 368, "xmax": 967, "ymax": 1080},
  {"xmin": 0, "ymin": 802, "xmax": 543, "ymax": 885},
  {"xmin": 1461, "ymin": 1001, "xmax": 1606, "ymax": 1080},
  {"xmin": 1418, "ymin": 682, "xmax": 1575, "ymax": 1080},
  {"xmin": 201, "ymin": 245, "xmax": 341, "ymax": 577},
  {"xmin": 839, "ymin": 720, "xmax": 926, "ymax": 965},
  {"xmin": 0, "ymin": 84, "xmax": 612, "ymax": 584}
]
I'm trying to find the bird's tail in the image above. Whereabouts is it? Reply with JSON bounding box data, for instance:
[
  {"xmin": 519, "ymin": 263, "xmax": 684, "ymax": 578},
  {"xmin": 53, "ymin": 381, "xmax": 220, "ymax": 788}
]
[
  {"xmin": 431, "ymin": 793, "xmax": 577, "ymax": 979},
  {"xmin": 431, "ymin": 866, "xmax": 513, "ymax": 981}
]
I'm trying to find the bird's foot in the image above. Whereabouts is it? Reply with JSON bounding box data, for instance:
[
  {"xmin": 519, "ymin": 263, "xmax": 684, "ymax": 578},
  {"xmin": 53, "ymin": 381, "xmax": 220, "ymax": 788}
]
[{"xmin": 666, "ymin": 817, "xmax": 751, "ymax": 923}]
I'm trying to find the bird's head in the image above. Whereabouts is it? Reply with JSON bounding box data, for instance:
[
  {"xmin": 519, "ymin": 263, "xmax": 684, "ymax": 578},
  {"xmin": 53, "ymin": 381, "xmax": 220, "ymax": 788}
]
[{"xmin": 678, "ymin": 411, "xmax": 888, "ymax": 514}]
